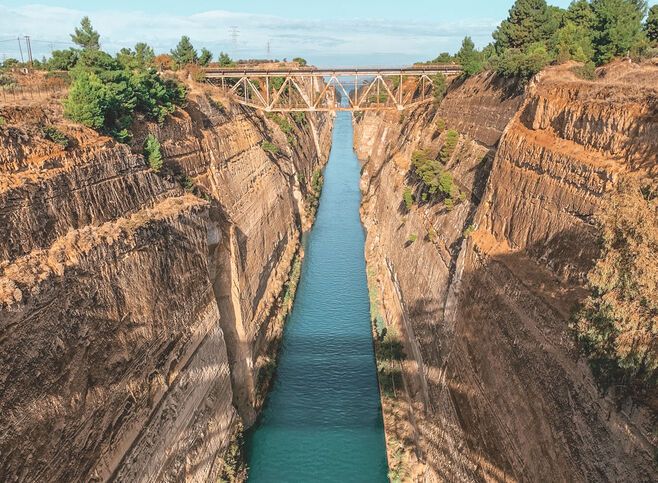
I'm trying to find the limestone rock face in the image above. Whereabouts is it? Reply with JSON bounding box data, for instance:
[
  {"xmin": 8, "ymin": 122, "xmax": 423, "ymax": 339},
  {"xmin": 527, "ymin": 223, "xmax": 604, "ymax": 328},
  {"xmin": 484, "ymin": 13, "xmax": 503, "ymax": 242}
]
[
  {"xmin": 0, "ymin": 87, "xmax": 332, "ymax": 481},
  {"xmin": 355, "ymin": 63, "xmax": 657, "ymax": 482}
]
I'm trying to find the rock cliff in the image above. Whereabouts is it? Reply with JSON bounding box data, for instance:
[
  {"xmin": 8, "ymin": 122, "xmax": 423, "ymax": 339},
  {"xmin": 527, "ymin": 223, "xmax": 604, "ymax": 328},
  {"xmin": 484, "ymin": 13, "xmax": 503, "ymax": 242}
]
[
  {"xmin": 0, "ymin": 82, "xmax": 332, "ymax": 481},
  {"xmin": 355, "ymin": 63, "xmax": 657, "ymax": 481}
]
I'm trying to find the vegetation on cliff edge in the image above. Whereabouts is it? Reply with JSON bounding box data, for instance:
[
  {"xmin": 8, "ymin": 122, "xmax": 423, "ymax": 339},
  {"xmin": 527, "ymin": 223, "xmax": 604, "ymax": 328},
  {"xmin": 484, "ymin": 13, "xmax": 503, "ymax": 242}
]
[
  {"xmin": 574, "ymin": 178, "xmax": 657, "ymax": 398},
  {"xmin": 62, "ymin": 18, "xmax": 186, "ymax": 141},
  {"xmin": 426, "ymin": 0, "xmax": 657, "ymax": 81}
]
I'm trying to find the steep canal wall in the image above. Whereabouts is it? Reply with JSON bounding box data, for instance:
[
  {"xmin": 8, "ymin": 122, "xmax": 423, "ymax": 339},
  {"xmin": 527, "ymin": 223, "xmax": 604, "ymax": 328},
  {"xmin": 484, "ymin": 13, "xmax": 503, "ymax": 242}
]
[
  {"xmin": 0, "ymin": 82, "xmax": 333, "ymax": 481},
  {"xmin": 354, "ymin": 62, "xmax": 658, "ymax": 481}
]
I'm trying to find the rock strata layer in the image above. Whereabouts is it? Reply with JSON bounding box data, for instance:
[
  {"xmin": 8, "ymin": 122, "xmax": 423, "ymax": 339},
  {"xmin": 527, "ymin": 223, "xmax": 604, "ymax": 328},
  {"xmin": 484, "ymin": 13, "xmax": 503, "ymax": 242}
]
[
  {"xmin": 355, "ymin": 63, "xmax": 657, "ymax": 482},
  {"xmin": 0, "ymin": 85, "xmax": 332, "ymax": 481}
]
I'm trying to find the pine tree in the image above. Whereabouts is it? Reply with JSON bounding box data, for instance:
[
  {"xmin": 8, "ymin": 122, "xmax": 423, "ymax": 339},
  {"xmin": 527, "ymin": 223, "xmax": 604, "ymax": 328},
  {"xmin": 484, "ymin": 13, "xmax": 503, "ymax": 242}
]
[
  {"xmin": 171, "ymin": 36, "xmax": 198, "ymax": 68},
  {"xmin": 199, "ymin": 48, "xmax": 213, "ymax": 67},
  {"xmin": 457, "ymin": 36, "xmax": 484, "ymax": 76},
  {"xmin": 646, "ymin": 5, "xmax": 658, "ymax": 43},
  {"xmin": 63, "ymin": 70, "xmax": 107, "ymax": 129},
  {"xmin": 567, "ymin": 0, "xmax": 597, "ymax": 29},
  {"xmin": 493, "ymin": 0, "xmax": 556, "ymax": 51},
  {"xmin": 591, "ymin": 0, "xmax": 647, "ymax": 64},
  {"xmin": 217, "ymin": 52, "xmax": 234, "ymax": 67},
  {"xmin": 71, "ymin": 16, "xmax": 100, "ymax": 50},
  {"xmin": 134, "ymin": 43, "xmax": 155, "ymax": 68}
]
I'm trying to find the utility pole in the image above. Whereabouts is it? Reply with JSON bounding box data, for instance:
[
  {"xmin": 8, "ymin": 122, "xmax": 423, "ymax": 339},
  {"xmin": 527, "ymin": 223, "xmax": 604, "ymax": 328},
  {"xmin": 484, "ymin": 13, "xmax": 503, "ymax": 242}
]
[
  {"xmin": 17, "ymin": 37, "xmax": 24, "ymax": 63},
  {"xmin": 266, "ymin": 41, "xmax": 271, "ymax": 59},
  {"xmin": 24, "ymin": 36, "xmax": 33, "ymax": 66}
]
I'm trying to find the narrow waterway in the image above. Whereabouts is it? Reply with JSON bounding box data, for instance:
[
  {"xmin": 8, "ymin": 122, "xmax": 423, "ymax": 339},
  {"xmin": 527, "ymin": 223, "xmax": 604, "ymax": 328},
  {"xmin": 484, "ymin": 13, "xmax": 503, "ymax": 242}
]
[{"xmin": 245, "ymin": 112, "xmax": 388, "ymax": 482}]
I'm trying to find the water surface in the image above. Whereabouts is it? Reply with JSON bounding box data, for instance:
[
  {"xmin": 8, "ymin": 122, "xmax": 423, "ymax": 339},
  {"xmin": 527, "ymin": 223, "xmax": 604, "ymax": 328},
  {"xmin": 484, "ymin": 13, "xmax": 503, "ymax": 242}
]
[{"xmin": 245, "ymin": 112, "xmax": 388, "ymax": 482}]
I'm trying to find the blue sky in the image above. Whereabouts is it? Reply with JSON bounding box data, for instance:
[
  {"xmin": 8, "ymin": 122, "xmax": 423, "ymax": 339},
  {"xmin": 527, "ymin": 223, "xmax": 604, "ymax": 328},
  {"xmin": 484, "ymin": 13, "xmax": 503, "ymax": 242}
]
[{"xmin": 0, "ymin": 0, "xmax": 642, "ymax": 66}]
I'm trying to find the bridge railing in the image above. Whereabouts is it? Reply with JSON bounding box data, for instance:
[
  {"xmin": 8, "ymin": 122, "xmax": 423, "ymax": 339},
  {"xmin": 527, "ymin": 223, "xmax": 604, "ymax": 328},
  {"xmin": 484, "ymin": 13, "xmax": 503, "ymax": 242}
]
[{"xmin": 203, "ymin": 65, "xmax": 462, "ymax": 112}]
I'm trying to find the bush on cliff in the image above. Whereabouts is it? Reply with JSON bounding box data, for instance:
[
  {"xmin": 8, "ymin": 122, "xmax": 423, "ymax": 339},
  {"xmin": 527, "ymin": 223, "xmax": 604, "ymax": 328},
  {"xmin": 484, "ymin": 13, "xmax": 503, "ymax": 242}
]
[
  {"xmin": 144, "ymin": 134, "xmax": 163, "ymax": 172},
  {"xmin": 62, "ymin": 19, "xmax": 186, "ymax": 142},
  {"xmin": 410, "ymin": 149, "xmax": 460, "ymax": 204},
  {"xmin": 574, "ymin": 178, "xmax": 658, "ymax": 395}
]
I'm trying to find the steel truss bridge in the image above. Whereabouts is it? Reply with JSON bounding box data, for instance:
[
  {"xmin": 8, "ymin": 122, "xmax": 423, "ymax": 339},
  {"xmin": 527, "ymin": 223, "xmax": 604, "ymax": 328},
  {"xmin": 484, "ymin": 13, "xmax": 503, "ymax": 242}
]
[{"xmin": 203, "ymin": 66, "xmax": 462, "ymax": 112}]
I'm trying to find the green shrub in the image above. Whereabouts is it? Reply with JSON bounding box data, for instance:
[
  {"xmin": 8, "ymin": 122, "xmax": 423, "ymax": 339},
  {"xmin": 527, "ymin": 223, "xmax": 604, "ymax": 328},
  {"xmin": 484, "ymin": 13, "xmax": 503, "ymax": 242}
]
[
  {"xmin": 440, "ymin": 130, "xmax": 459, "ymax": 162},
  {"xmin": 144, "ymin": 134, "xmax": 163, "ymax": 172},
  {"xmin": 47, "ymin": 48, "xmax": 80, "ymax": 71},
  {"xmin": 495, "ymin": 42, "xmax": 552, "ymax": 81},
  {"xmin": 63, "ymin": 47, "xmax": 185, "ymax": 141},
  {"xmin": 180, "ymin": 175, "xmax": 194, "ymax": 192},
  {"xmin": 402, "ymin": 186, "xmax": 414, "ymax": 210},
  {"xmin": 291, "ymin": 111, "xmax": 306, "ymax": 125},
  {"xmin": 571, "ymin": 62, "xmax": 597, "ymax": 80},
  {"xmin": 63, "ymin": 70, "xmax": 107, "ymax": 131},
  {"xmin": 407, "ymin": 233, "xmax": 418, "ymax": 243},
  {"xmin": 42, "ymin": 126, "xmax": 69, "ymax": 148},
  {"xmin": 292, "ymin": 57, "xmax": 308, "ymax": 66},
  {"xmin": 573, "ymin": 178, "xmax": 658, "ymax": 395},
  {"xmin": 435, "ymin": 117, "xmax": 446, "ymax": 132},
  {"xmin": 261, "ymin": 140, "xmax": 279, "ymax": 155},
  {"xmin": 0, "ymin": 116, "xmax": 5, "ymax": 128},
  {"xmin": 463, "ymin": 224, "xmax": 476, "ymax": 237},
  {"xmin": 411, "ymin": 149, "xmax": 460, "ymax": 203}
]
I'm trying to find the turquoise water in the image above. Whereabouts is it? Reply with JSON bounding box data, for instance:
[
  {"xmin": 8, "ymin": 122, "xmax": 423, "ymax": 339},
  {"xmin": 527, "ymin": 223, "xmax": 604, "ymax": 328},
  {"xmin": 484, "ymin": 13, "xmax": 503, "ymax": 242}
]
[{"xmin": 245, "ymin": 112, "xmax": 388, "ymax": 482}]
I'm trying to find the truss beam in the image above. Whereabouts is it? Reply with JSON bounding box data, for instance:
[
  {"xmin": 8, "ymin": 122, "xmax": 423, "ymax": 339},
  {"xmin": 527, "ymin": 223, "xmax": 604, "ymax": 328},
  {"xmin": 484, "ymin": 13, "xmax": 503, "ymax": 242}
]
[{"xmin": 204, "ymin": 66, "xmax": 461, "ymax": 112}]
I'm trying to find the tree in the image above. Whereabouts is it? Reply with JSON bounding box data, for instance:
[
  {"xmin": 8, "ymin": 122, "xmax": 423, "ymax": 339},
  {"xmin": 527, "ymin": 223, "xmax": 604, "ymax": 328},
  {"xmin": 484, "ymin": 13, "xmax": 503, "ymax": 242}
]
[
  {"xmin": 171, "ymin": 36, "xmax": 198, "ymax": 67},
  {"xmin": 567, "ymin": 0, "xmax": 597, "ymax": 29},
  {"xmin": 71, "ymin": 16, "xmax": 100, "ymax": 50},
  {"xmin": 199, "ymin": 48, "xmax": 213, "ymax": 67},
  {"xmin": 293, "ymin": 57, "xmax": 308, "ymax": 66},
  {"xmin": 457, "ymin": 36, "xmax": 484, "ymax": 76},
  {"xmin": 553, "ymin": 21, "xmax": 595, "ymax": 62},
  {"xmin": 496, "ymin": 42, "xmax": 552, "ymax": 80},
  {"xmin": 47, "ymin": 48, "xmax": 79, "ymax": 70},
  {"xmin": 217, "ymin": 52, "xmax": 235, "ymax": 66},
  {"xmin": 134, "ymin": 43, "xmax": 155, "ymax": 67},
  {"xmin": 646, "ymin": 5, "xmax": 658, "ymax": 43},
  {"xmin": 591, "ymin": 0, "xmax": 647, "ymax": 64},
  {"xmin": 63, "ymin": 70, "xmax": 108, "ymax": 130},
  {"xmin": 433, "ymin": 52, "xmax": 455, "ymax": 63},
  {"xmin": 493, "ymin": 0, "xmax": 557, "ymax": 51},
  {"xmin": 144, "ymin": 134, "xmax": 163, "ymax": 172}
]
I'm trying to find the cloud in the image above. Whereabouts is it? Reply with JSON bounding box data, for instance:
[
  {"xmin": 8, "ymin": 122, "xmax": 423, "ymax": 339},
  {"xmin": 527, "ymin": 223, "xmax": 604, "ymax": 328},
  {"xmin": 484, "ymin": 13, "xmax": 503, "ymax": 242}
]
[{"xmin": 0, "ymin": 3, "xmax": 498, "ymax": 65}]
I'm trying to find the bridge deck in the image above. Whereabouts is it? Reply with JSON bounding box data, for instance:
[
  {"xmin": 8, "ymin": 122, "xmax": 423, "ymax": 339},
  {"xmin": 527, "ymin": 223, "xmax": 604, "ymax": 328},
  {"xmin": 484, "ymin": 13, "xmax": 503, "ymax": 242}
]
[{"xmin": 204, "ymin": 65, "xmax": 461, "ymax": 77}]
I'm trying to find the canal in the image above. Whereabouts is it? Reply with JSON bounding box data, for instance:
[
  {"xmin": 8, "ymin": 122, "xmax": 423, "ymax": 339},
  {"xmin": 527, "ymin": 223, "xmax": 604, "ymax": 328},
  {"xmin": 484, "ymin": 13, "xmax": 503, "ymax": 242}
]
[{"xmin": 245, "ymin": 111, "xmax": 388, "ymax": 482}]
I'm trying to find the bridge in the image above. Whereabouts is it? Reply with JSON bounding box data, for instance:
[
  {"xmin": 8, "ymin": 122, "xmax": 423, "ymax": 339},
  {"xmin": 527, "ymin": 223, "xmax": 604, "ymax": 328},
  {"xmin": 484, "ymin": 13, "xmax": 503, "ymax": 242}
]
[{"xmin": 203, "ymin": 66, "xmax": 462, "ymax": 112}]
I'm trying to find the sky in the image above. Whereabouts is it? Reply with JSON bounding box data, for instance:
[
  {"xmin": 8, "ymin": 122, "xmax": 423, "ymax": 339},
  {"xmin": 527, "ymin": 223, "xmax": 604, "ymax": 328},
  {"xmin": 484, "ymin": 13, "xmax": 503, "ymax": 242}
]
[{"xmin": 0, "ymin": 0, "xmax": 639, "ymax": 67}]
